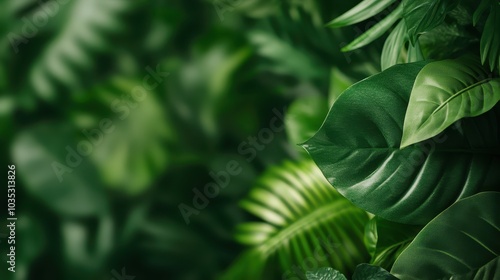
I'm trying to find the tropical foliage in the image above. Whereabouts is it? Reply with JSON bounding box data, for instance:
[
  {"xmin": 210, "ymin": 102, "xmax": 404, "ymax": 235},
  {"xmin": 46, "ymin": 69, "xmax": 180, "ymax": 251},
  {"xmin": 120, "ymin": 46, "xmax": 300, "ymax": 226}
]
[{"xmin": 1, "ymin": 0, "xmax": 499, "ymax": 279}]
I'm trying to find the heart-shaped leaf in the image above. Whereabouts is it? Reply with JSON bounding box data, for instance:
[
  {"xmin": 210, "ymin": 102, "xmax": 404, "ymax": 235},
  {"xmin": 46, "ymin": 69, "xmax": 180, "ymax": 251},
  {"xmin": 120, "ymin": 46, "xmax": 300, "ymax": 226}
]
[
  {"xmin": 401, "ymin": 56, "xmax": 500, "ymax": 148},
  {"xmin": 303, "ymin": 61, "xmax": 500, "ymax": 224},
  {"xmin": 392, "ymin": 192, "xmax": 500, "ymax": 279}
]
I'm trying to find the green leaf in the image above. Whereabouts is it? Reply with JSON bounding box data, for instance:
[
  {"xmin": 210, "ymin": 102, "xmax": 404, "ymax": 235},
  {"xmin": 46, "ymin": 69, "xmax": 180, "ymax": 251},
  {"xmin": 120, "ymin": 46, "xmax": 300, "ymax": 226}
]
[
  {"xmin": 341, "ymin": 5, "xmax": 402, "ymax": 52},
  {"xmin": 306, "ymin": 264, "xmax": 398, "ymax": 280},
  {"xmin": 329, "ymin": 68, "xmax": 355, "ymax": 107},
  {"xmin": 326, "ymin": 0, "xmax": 397, "ymax": 28},
  {"xmin": 364, "ymin": 217, "xmax": 421, "ymax": 270},
  {"xmin": 480, "ymin": 4, "xmax": 500, "ymax": 71},
  {"xmin": 306, "ymin": 267, "xmax": 347, "ymax": 280},
  {"xmin": 303, "ymin": 61, "xmax": 500, "ymax": 225},
  {"xmin": 473, "ymin": 0, "xmax": 492, "ymax": 26},
  {"xmin": 401, "ymin": 56, "xmax": 500, "ymax": 148},
  {"xmin": 28, "ymin": 0, "xmax": 134, "ymax": 100},
  {"xmin": 85, "ymin": 78, "xmax": 174, "ymax": 195},
  {"xmin": 392, "ymin": 192, "xmax": 500, "ymax": 279},
  {"xmin": 403, "ymin": 0, "xmax": 457, "ymax": 45},
  {"xmin": 418, "ymin": 16, "xmax": 478, "ymax": 61},
  {"xmin": 381, "ymin": 20, "xmax": 407, "ymax": 71},
  {"xmin": 285, "ymin": 95, "xmax": 329, "ymax": 148},
  {"xmin": 406, "ymin": 39, "xmax": 424, "ymax": 63},
  {"xmin": 352, "ymin": 263, "xmax": 398, "ymax": 280},
  {"xmin": 12, "ymin": 123, "xmax": 108, "ymax": 216},
  {"xmin": 453, "ymin": 256, "xmax": 500, "ymax": 280},
  {"xmin": 222, "ymin": 160, "xmax": 370, "ymax": 279},
  {"xmin": 249, "ymin": 30, "xmax": 323, "ymax": 79}
]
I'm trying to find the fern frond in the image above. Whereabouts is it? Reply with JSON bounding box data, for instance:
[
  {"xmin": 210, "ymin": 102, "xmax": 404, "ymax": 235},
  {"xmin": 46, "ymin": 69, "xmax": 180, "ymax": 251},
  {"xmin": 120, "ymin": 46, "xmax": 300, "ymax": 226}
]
[
  {"xmin": 26, "ymin": 0, "xmax": 134, "ymax": 100},
  {"xmin": 221, "ymin": 160, "xmax": 369, "ymax": 280}
]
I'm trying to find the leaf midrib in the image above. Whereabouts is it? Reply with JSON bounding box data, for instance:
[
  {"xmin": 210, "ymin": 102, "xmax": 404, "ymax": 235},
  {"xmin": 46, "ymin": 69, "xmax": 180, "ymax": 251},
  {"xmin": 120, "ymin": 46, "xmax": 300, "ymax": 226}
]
[
  {"xmin": 431, "ymin": 77, "xmax": 495, "ymax": 116},
  {"xmin": 259, "ymin": 200, "xmax": 361, "ymax": 255}
]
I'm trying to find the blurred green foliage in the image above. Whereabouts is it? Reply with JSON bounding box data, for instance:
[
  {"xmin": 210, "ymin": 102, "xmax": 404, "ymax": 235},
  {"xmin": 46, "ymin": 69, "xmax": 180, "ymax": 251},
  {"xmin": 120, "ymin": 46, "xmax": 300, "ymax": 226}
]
[{"xmin": 0, "ymin": 0, "xmax": 383, "ymax": 279}]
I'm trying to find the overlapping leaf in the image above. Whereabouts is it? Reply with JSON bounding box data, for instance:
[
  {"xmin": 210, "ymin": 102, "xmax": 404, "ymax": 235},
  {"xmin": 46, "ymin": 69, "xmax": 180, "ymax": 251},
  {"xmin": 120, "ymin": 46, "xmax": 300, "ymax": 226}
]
[
  {"xmin": 480, "ymin": 4, "xmax": 500, "ymax": 71},
  {"xmin": 341, "ymin": 5, "xmax": 402, "ymax": 52},
  {"xmin": 402, "ymin": 0, "xmax": 457, "ymax": 45},
  {"xmin": 303, "ymin": 61, "xmax": 500, "ymax": 224},
  {"xmin": 381, "ymin": 21, "xmax": 407, "ymax": 70},
  {"xmin": 392, "ymin": 192, "xmax": 500, "ymax": 279},
  {"xmin": 364, "ymin": 217, "xmax": 421, "ymax": 270},
  {"xmin": 401, "ymin": 56, "xmax": 500, "ymax": 148},
  {"xmin": 326, "ymin": 0, "xmax": 397, "ymax": 28}
]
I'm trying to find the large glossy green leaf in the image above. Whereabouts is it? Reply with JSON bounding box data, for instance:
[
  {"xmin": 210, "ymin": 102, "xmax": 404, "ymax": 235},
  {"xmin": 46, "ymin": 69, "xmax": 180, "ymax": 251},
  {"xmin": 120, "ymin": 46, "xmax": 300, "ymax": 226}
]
[
  {"xmin": 480, "ymin": 4, "xmax": 500, "ymax": 71},
  {"xmin": 303, "ymin": 61, "xmax": 500, "ymax": 224},
  {"xmin": 401, "ymin": 56, "xmax": 500, "ymax": 148},
  {"xmin": 326, "ymin": 0, "xmax": 397, "ymax": 28},
  {"xmin": 364, "ymin": 217, "xmax": 421, "ymax": 270},
  {"xmin": 381, "ymin": 20, "xmax": 407, "ymax": 71},
  {"xmin": 341, "ymin": 5, "xmax": 402, "ymax": 52},
  {"xmin": 392, "ymin": 192, "xmax": 500, "ymax": 279},
  {"xmin": 402, "ymin": 0, "xmax": 457, "ymax": 45},
  {"xmin": 222, "ymin": 160, "xmax": 369, "ymax": 279}
]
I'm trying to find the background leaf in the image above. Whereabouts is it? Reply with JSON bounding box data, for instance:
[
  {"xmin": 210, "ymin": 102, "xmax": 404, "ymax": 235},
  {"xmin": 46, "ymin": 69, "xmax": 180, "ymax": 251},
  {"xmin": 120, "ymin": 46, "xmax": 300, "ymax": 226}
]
[
  {"xmin": 403, "ymin": 0, "xmax": 457, "ymax": 45},
  {"xmin": 303, "ymin": 61, "xmax": 500, "ymax": 224},
  {"xmin": 381, "ymin": 20, "xmax": 407, "ymax": 70},
  {"xmin": 473, "ymin": 0, "xmax": 492, "ymax": 26},
  {"xmin": 328, "ymin": 67, "xmax": 355, "ymax": 107},
  {"xmin": 341, "ymin": 5, "xmax": 402, "ymax": 52},
  {"xmin": 480, "ymin": 3, "xmax": 500, "ymax": 71},
  {"xmin": 84, "ymin": 78, "xmax": 174, "ymax": 195},
  {"xmin": 27, "ymin": 0, "xmax": 134, "ymax": 100},
  {"xmin": 364, "ymin": 217, "xmax": 422, "ymax": 270},
  {"xmin": 326, "ymin": 0, "xmax": 397, "ymax": 28},
  {"xmin": 392, "ymin": 192, "xmax": 500, "ymax": 279},
  {"xmin": 12, "ymin": 123, "xmax": 108, "ymax": 216},
  {"xmin": 285, "ymin": 95, "xmax": 329, "ymax": 149}
]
